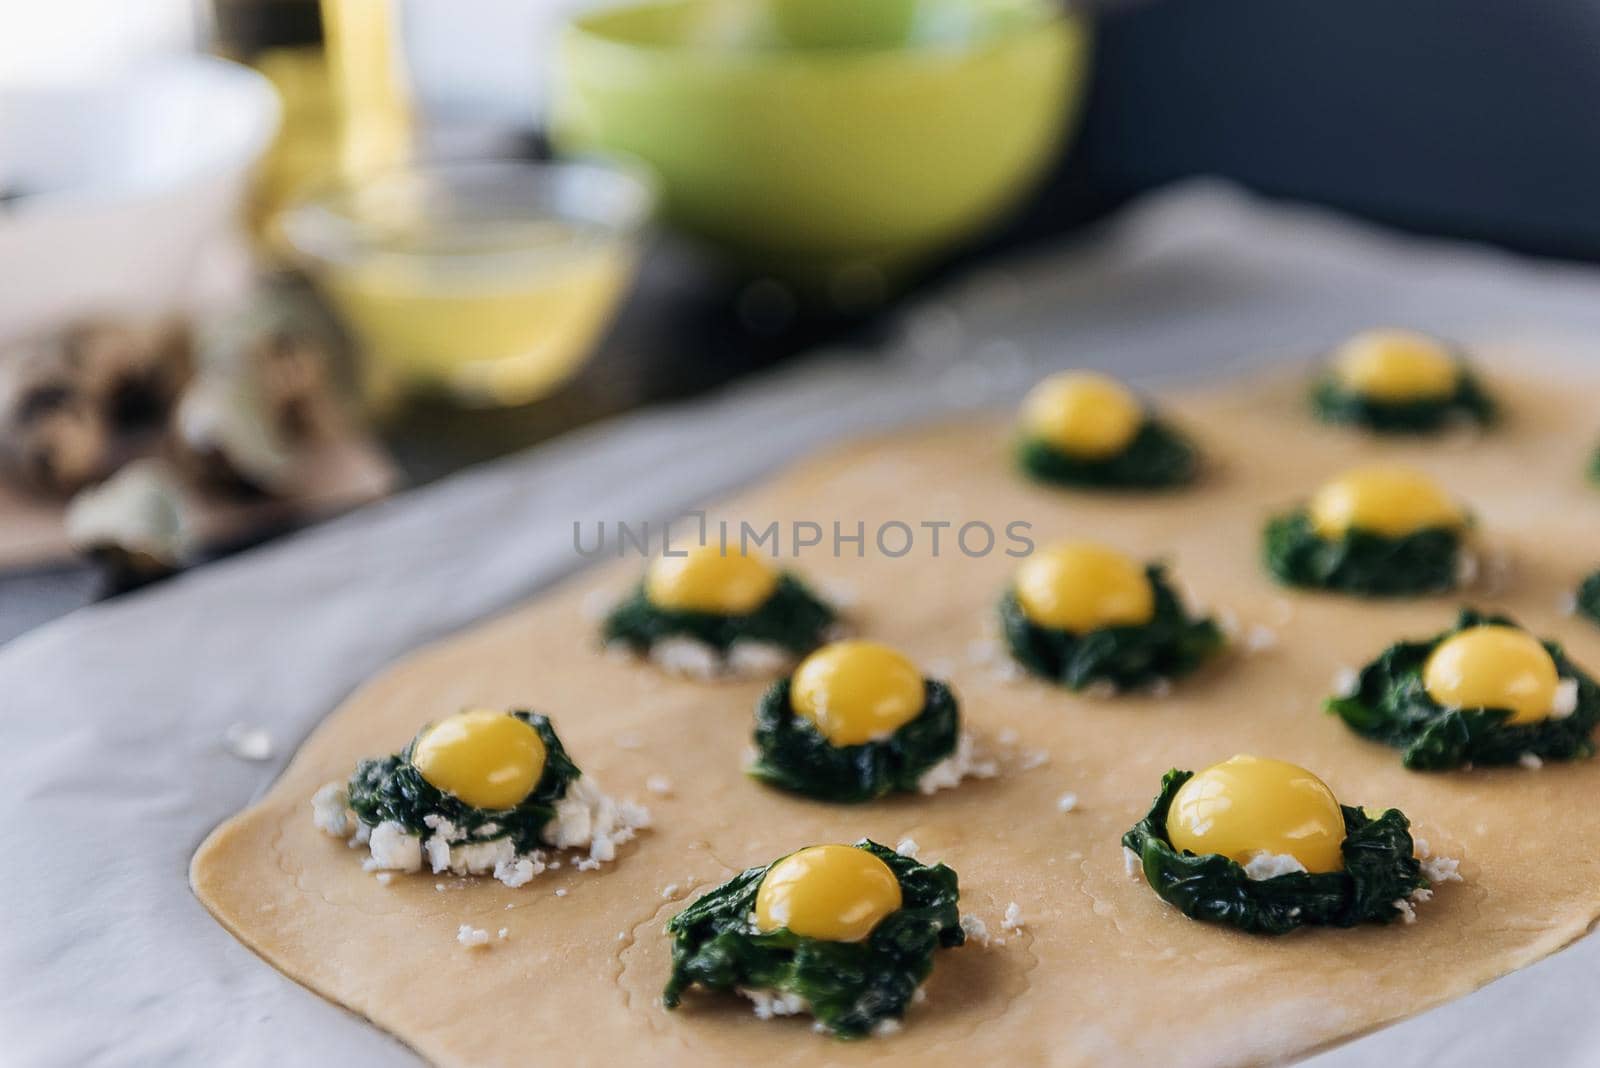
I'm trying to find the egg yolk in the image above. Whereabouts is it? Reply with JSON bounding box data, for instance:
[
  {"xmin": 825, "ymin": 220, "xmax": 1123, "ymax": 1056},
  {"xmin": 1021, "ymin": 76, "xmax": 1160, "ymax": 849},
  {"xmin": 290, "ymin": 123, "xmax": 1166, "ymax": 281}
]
[
  {"xmin": 753, "ymin": 845, "xmax": 904, "ymax": 942},
  {"xmin": 1020, "ymin": 370, "xmax": 1144, "ymax": 459},
  {"xmin": 1013, "ymin": 541, "xmax": 1155, "ymax": 634},
  {"xmin": 644, "ymin": 542, "xmax": 778, "ymax": 615},
  {"xmin": 1333, "ymin": 328, "xmax": 1459, "ymax": 402},
  {"xmin": 790, "ymin": 640, "xmax": 925, "ymax": 747},
  {"xmin": 1423, "ymin": 625, "xmax": 1559, "ymax": 725},
  {"xmin": 1306, "ymin": 465, "xmax": 1465, "ymax": 539},
  {"xmin": 1166, "ymin": 754, "xmax": 1346, "ymax": 874},
  {"xmin": 411, "ymin": 709, "xmax": 546, "ymax": 811}
]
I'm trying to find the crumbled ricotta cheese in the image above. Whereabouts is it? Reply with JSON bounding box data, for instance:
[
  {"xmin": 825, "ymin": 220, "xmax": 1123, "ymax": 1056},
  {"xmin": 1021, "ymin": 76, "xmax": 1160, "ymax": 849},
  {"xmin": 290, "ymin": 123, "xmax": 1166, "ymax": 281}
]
[
  {"xmin": 1000, "ymin": 902, "xmax": 1024, "ymax": 932},
  {"xmin": 1241, "ymin": 851, "xmax": 1307, "ymax": 881},
  {"xmin": 311, "ymin": 783, "xmax": 353, "ymax": 837},
  {"xmin": 895, "ymin": 838, "xmax": 920, "ymax": 860},
  {"xmin": 1243, "ymin": 624, "xmax": 1278, "ymax": 654},
  {"xmin": 958, "ymin": 914, "xmax": 991, "ymax": 946},
  {"xmin": 1552, "ymin": 678, "xmax": 1579, "ymax": 719},
  {"xmin": 1055, "ymin": 792, "xmax": 1078, "ymax": 813},
  {"xmin": 554, "ymin": 888, "xmax": 568, "ymax": 898},
  {"xmin": 915, "ymin": 732, "xmax": 1000, "ymax": 794},
  {"xmin": 223, "ymin": 722, "xmax": 275, "ymax": 762},
  {"xmin": 965, "ymin": 637, "xmax": 1027, "ymax": 684},
  {"xmin": 996, "ymin": 726, "xmax": 1020, "ymax": 747},
  {"xmin": 661, "ymin": 883, "xmax": 679, "ymax": 899},
  {"xmin": 872, "ymin": 1019, "xmax": 903, "ymax": 1037},
  {"xmin": 647, "ymin": 637, "xmax": 793, "ymax": 681},
  {"xmin": 645, "ymin": 775, "xmax": 674, "ymax": 796},
  {"xmin": 1393, "ymin": 897, "xmax": 1418, "ymax": 925},
  {"xmin": 1333, "ymin": 666, "xmax": 1361, "ymax": 698},
  {"xmin": 1019, "ymin": 749, "xmax": 1049, "ymax": 771},
  {"xmin": 314, "ymin": 774, "xmax": 649, "ymax": 887},
  {"xmin": 457, "ymin": 925, "xmax": 491, "ymax": 948},
  {"xmin": 374, "ymin": 872, "xmax": 393, "ymax": 886},
  {"xmin": 1421, "ymin": 855, "xmax": 1462, "ymax": 884},
  {"xmin": 738, "ymin": 988, "xmax": 808, "ymax": 1020},
  {"xmin": 1519, "ymin": 753, "xmax": 1544, "ymax": 770},
  {"xmin": 497, "ymin": 928, "xmax": 509, "ymax": 940},
  {"xmin": 1123, "ymin": 846, "xmax": 1142, "ymax": 880}
]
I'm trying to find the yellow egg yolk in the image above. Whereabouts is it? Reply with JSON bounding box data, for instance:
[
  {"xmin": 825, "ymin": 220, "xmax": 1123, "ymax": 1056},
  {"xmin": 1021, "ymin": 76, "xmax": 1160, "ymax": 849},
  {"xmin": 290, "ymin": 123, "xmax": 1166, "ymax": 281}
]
[
  {"xmin": 410, "ymin": 709, "xmax": 546, "ymax": 810},
  {"xmin": 1333, "ymin": 328, "xmax": 1459, "ymax": 402},
  {"xmin": 753, "ymin": 845, "xmax": 904, "ymax": 942},
  {"xmin": 1423, "ymin": 625, "xmax": 1560, "ymax": 725},
  {"xmin": 790, "ymin": 640, "xmax": 926, "ymax": 747},
  {"xmin": 1166, "ymin": 754, "xmax": 1347, "ymax": 874},
  {"xmin": 644, "ymin": 542, "xmax": 778, "ymax": 615},
  {"xmin": 1020, "ymin": 370, "xmax": 1144, "ymax": 459},
  {"xmin": 1306, "ymin": 465, "xmax": 1466, "ymax": 539},
  {"xmin": 1013, "ymin": 541, "xmax": 1155, "ymax": 634}
]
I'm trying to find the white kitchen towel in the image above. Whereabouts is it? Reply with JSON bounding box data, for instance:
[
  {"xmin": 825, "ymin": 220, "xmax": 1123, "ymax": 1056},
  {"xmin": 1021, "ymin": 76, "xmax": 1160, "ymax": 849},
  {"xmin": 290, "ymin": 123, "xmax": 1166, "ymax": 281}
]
[{"xmin": 5, "ymin": 180, "xmax": 1600, "ymax": 1067}]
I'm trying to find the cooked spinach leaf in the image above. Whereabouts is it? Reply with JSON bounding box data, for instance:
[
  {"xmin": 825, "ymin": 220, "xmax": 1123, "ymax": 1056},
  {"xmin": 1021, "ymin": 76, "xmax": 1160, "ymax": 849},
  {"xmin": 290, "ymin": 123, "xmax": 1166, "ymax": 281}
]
[
  {"xmin": 346, "ymin": 711, "xmax": 580, "ymax": 852},
  {"xmin": 1326, "ymin": 608, "xmax": 1600, "ymax": 770},
  {"xmin": 747, "ymin": 679, "xmax": 959, "ymax": 802},
  {"xmin": 1262, "ymin": 510, "xmax": 1463, "ymax": 596},
  {"xmin": 602, "ymin": 573, "xmax": 836, "ymax": 656},
  {"xmin": 663, "ymin": 840, "xmax": 964, "ymax": 1037},
  {"xmin": 1578, "ymin": 571, "xmax": 1600, "ymax": 626},
  {"xmin": 1122, "ymin": 769, "xmax": 1427, "ymax": 935},
  {"xmin": 999, "ymin": 564, "xmax": 1224, "ymax": 690},
  {"xmin": 1311, "ymin": 365, "xmax": 1494, "ymax": 433},
  {"xmin": 1016, "ymin": 418, "xmax": 1199, "ymax": 490}
]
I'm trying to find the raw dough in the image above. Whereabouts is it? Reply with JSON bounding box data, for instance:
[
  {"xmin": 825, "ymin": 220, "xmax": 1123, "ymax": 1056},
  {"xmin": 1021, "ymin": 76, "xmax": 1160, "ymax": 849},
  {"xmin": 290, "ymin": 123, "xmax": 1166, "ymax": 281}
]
[{"xmin": 193, "ymin": 361, "xmax": 1600, "ymax": 1067}]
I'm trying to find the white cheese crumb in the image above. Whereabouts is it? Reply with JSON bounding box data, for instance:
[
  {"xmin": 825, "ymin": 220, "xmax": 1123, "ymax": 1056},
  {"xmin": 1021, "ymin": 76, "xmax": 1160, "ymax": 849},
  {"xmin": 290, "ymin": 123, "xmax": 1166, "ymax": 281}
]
[
  {"xmin": 1055, "ymin": 792, "xmax": 1078, "ymax": 813},
  {"xmin": 1019, "ymin": 749, "xmax": 1049, "ymax": 771},
  {"xmin": 580, "ymin": 586, "xmax": 616, "ymax": 621},
  {"xmin": 647, "ymin": 636, "xmax": 793, "ymax": 680},
  {"xmin": 738, "ymin": 988, "xmax": 808, "ymax": 1020},
  {"xmin": 497, "ymin": 928, "xmax": 509, "ymax": 940},
  {"xmin": 959, "ymin": 914, "xmax": 991, "ymax": 946},
  {"xmin": 661, "ymin": 883, "xmax": 679, "ymax": 899},
  {"xmin": 645, "ymin": 774, "xmax": 674, "ymax": 796},
  {"xmin": 364, "ymin": 822, "xmax": 423, "ymax": 873},
  {"xmin": 895, "ymin": 838, "xmax": 920, "ymax": 860},
  {"xmin": 374, "ymin": 872, "xmax": 393, "ymax": 886},
  {"xmin": 912, "ymin": 988, "xmax": 928, "ymax": 1005},
  {"xmin": 726, "ymin": 641, "xmax": 795, "ymax": 678},
  {"xmin": 311, "ymin": 783, "xmax": 353, "ymax": 837},
  {"xmin": 1333, "ymin": 666, "xmax": 1361, "ymax": 698},
  {"xmin": 996, "ymin": 726, "xmax": 1020, "ymax": 746},
  {"xmin": 1519, "ymin": 753, "xmax": 1544, "ymax": 770},
  {"xmin": 1421, "ymin": 855, "xmax": 1462, "ymax": 884},
  {"xmin": 1552, "ymin": 678, "xmax": 1579, "ymax": 719},
  {"xmin": 1001, "ymin": 902, "xmax": 1024, "ymax": 932},
  {"xmin": 456, "ymin": 925, "xmax": 491, "ymax": 948},
  {"xmin": 1241, "ymin": 851, "xmax": 1308, "ymax": 881},
  {"xmin": 1216, "ymin": 608, "xmax": 1240, "ymax": 638},
  {"xmin": 1393, "ymin": 898, "xmax": 1418, "ymax": 925},
  {"xmin": 1123, "ymin": 846, "xmax": 1142, "ymax": 880},
  {"xmin": 915, "ymin": 732, "xmax": 999, "ymax": 794},
  {"xmin": 872, "ymin": 1019, "xmax": 903, "ymax": 1037},
  {"xmin": 555, "ymin": 888, "xmax": 568, "ymax": 897},
  {"xmin": 223, "ymin": 722, "xmax": 275, "ymax": 762},
  {"xmin": 1243, "ymin": 624, "xmax": 1278, "ymax": 654}
]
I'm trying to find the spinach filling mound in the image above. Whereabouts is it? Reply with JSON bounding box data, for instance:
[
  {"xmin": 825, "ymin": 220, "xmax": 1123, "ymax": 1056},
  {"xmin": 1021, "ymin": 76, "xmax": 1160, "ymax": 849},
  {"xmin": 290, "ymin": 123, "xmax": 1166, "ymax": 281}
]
[
  {"xmin": 347, "ymin": 711, "xmax": 580, "ymax": 852},
  {"xmin": 999, "ymin": 564, "xmax": 1224, "ymax": 690},
  {"xmin": 662, "ymin": 841, "xmax": 963, "ymax": 1037},
  {"xmin": 1326, "ymin": 610, "xmax": 1600, "ymax": 770},
  {"xmin": 1122, "ymin": 769, "xmax": 1428, "ymax": 935},
  {"xmin": 1016, "ymin": 419, "xmax": 1198, "ymax": 490},
  {"xmin": 1578, "ymin": 570, "xmax": 1600, "ymax": 626},
  {"xmin": 747, "ymin": 678, "xmax": 958, "ymax": 802},
  {"xmin": 602, "ymin": 573, "xmax": 836, "ymax": 657},
  {"xmin": 1262, "ymin": 511, "xmax": 1464, "ymax": 596},
  {"xmin": 1311, "ymin": 365, "xmax": 1495, "ymax": 433}
]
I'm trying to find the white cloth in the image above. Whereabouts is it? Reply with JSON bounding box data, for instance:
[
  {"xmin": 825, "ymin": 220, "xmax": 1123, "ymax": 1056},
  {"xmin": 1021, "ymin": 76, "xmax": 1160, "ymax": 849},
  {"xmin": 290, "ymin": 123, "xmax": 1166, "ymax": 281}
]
[{"xmin": 5, "ymin": 181, "xmax": 1600, "ymax": 1067}]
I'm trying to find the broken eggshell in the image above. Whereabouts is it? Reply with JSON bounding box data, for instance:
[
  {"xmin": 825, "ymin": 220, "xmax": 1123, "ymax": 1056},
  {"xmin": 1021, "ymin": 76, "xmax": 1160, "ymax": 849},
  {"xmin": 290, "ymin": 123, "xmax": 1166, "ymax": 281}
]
[{"xmin": 65, "ymin": 458, "xmax": 192, "ymax": 589}]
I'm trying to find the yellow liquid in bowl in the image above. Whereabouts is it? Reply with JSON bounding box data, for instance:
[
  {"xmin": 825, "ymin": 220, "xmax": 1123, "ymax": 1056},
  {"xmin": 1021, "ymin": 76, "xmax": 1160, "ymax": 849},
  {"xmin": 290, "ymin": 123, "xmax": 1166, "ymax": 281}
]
[{"xmin": 321, "ymin": 223, "xmax": 634, "ymax": 409}]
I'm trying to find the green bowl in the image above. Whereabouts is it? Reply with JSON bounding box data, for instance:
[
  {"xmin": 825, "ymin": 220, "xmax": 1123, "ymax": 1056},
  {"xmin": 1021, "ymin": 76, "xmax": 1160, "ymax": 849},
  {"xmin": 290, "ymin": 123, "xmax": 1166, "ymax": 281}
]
[{"xmin": 551, "ymin": 0, "xmax": 1089, "ymax": 288}]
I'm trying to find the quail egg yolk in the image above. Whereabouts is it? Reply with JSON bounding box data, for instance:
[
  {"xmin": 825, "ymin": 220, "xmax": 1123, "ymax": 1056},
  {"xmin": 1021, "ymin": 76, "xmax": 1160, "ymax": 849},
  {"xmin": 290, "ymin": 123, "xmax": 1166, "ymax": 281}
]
[
  {"xmin": 411, "ymin": 709, "xmax": 546, "ymax": 811},
  {"xmin": 644, "ymin": 542, "xmax": 778, "ymax": 615},
  {"xmin": 790, "ymin": 640, "xmax": 925, "ymax": 747},
  {"xmin": 754, "ymin": 845, "xmax": 904, "ymax": 942},
  {"xmin": 1020, "ymin": 370, "xmax": 1144, "ymax": 459},
  {"xmin": 1423, "ymin": 624, "xmax": 1560, "ymax": 725},
  {"xmin": 1013, "ymin": 541, "xmax": 1155, "ymax": 634},
  {"xmin": 1333, "ymin": 328, "xmax": 1459, "ymax": 402},
  {"xmin": 1307, "ymin": 465, "xmax": 1465, "ymax": 539},
  {"xmin": 1166, "ymin": 754, "xmax": 1346, "ymax": 874}
]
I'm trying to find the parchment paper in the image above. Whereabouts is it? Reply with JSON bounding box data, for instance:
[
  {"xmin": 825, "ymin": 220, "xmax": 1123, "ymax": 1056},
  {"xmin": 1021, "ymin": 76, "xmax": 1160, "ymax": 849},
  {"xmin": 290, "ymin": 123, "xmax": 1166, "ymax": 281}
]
[{"xmin": 8, "ymin": 182, "xmax": 1600, "ymax": 1067}]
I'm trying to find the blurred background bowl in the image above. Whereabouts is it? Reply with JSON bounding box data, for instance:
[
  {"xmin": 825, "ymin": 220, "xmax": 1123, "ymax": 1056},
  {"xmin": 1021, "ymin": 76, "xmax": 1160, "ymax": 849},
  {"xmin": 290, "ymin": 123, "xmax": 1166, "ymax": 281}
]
[
  {"xmin": 551, "ymin": 0, "xmax": 1087, "ymax": 292},
  {"xmin": 0, "ymin": 55, "xmax": 279, "ymax": 344}
]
